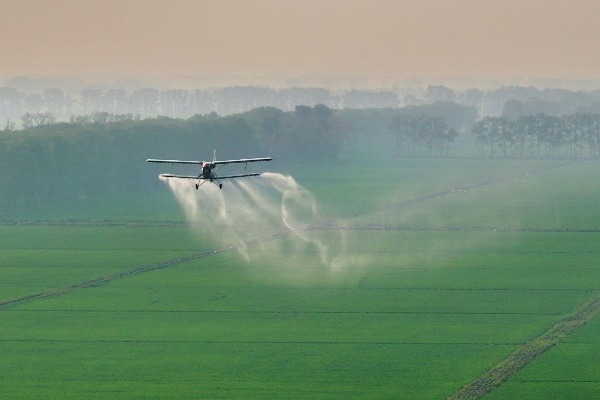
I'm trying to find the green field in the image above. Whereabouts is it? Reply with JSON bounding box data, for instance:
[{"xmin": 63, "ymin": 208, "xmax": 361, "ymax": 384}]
[{"xmin": 2, "ymin": 158, "xmax": 600, "ymax": 399}]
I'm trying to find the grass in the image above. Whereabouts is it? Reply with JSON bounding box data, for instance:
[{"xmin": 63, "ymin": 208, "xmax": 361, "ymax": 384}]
[{"xmin": 2, "ymin": 158, "xmax": 600, "ymax": 398}]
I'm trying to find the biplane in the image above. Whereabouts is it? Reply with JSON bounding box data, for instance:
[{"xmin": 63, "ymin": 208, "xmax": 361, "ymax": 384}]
[{"xmin": 147, "ymin": 151, "xmax": 272, "ymax": 189}]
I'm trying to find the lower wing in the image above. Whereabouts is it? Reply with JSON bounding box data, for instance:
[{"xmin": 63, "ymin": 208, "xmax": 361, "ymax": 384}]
[
  {"xmin": 159, "ymin": 174, "xmax": 199, "ymax": 179},
  {"xmin": 159, "ymin": 173, "xmax": 260, "ymax": 180},
  {"xmin": 218, "ymin": 173, "xmax": 260, "ymax": 179}
]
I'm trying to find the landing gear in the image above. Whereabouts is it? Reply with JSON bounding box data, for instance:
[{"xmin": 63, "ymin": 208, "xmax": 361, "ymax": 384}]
[{"xmin": 193, "ymin": 179, "xmax": 222, "ymax": 190}]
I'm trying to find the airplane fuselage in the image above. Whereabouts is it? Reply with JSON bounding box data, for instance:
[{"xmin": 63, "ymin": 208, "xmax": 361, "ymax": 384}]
[{"xmin": 201, "ymin": 162, "xmax": 215, "ymax": 180}]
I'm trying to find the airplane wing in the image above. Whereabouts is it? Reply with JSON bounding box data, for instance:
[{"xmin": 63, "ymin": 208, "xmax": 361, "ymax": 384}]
[
  {"xmin": 212, "ymin": 157, "xmax": 272, "ymax": 165},
  {"xmin": 159, "ymin": 173, "xmax": 200, "ymax": 179},
  {"xmin": 159, "ymin": 173, "xmax": 260, "ymax": 180},
  {"xmin": 217, "ymin": 173, "xmax": 260, "ymax": 179},
  {"xmin": 147, "ymin": 159, "xmax": 203, "ymax": 165},
  {"xmin": 148, "ymin": 157, "xmax": 271, "ymax": 165}
]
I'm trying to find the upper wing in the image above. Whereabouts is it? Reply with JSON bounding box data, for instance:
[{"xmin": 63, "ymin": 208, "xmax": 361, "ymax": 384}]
[
  {"xmin": 212, "ymin": 157, "xmax": 272, "ymax": 166},
  {"xmin": 148, "ymin": 157, "xmax": 271, "ymax": 165},
  {"xmin": 147, "ymin": 159, "xmax": 203, "ymax": 165}
]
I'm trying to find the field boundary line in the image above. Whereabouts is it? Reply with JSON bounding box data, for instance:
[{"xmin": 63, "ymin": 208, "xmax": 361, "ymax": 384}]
[{"xmin": 447, "ymin": 293, "xmax": 600, "ymax": 400}]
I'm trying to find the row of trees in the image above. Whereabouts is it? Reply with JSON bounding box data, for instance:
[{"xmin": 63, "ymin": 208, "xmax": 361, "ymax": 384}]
[
  {"xmin": 20, "ymin": 112, "xmax": 56, "ymax": 128},
  {"xmin": 0, "ymin": 104, "xmax": 346, "ymax": 211},
  {"xmin": 472, "ymin": 113, "xmax": 600, "ymax": 158},
  {"xmin": 1, "ymin": 112, "xmax": 143, "ymax": 130},
  {"xmin": 386, "ymin": 102, "xmax": 476, "ymax": 157},
  {"xmin": 389, "ymin": 115, "xmax": 458, "ymax": 157}
]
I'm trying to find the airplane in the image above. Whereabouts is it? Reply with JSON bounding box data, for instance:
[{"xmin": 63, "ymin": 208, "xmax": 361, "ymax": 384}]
[{"xmin": 147, "ymin": 151, "xmax": 272, "ymax": 189}]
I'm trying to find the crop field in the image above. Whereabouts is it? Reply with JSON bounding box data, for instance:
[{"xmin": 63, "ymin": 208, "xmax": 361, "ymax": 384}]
[{"xmin": 2, "ymin": 158, "xmax": 600, "ymax": 399}]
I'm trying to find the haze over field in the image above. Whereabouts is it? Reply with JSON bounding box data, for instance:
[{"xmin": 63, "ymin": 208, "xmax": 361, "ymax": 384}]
[{"xmin": 2, "ymin": 0, "xmax": 600, "ymax": 88}]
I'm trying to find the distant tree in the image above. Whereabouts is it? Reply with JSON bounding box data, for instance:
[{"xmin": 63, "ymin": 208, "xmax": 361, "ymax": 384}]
[
  {"xmin": 80, "ymin": 88, "xmax": 103, "ymax": 114},
  {"xmin": 503, "ymin": 99, "xmax": 527, "ymax": 119},
  {"xmin": 21, "ymin": 112, "xmax": 56, "ymax": 129},
  {"xmin": 91, "ymin": 112, "xmax": 112, "ymax": 124},
  {"xmin": 425, "ymin": 85, "xmax": 456, "ymax": 103},
  {"xmin": 279, "ymin": 87, "xmax": 334, "ymax": 110},
  {"xmin": 389, "ymin": 114, "xmax": 457, "ymax": 157},
  {"xmin": 129, "ymin": 88, "xmax": 160, "ymax": 116},
  {"xmin": 286, "ymin": 104, "xmax": 342, "ymax": 160},
  {"xmin": 294, "ymin": 105, "xmax": 312, "ymax": 118},
  {"xmin": 21, "ymin": 113, "xmax": 34, "ymax": 129},
  {"xmin": 43, "ymin": 88, "xmax": 70, "ymax": 116},
  {"xmin": 242, "ymin": 107, "xmax": 285, "ymax": 156},
  {"xmin": 70, "ymin": 115, "xmax": 92, "ymax": 124},
  {"xmin": 160, "ymin": 89, "xmax": 191, "ymax": 118},
  {"xmin": 25, "ymin": 93, "xmax": 43, "ymax": 114},
  {"xmin": 460, "ymin": 88, "xmax": 484, "ymax": 107},
  {"xmin": 4, "ymin": 120, "xmax": 15, "ymax": 131},
  {"xmin": 104, "ymin": 89, "xmax": 128, "ymax": 114},
  {"xmin": 0, "ymin": 87, "xmax": 21, "ymax": 119},
  {"xmin": 472, "ymin": 117, "xmax": 498, "ymax": 157}
]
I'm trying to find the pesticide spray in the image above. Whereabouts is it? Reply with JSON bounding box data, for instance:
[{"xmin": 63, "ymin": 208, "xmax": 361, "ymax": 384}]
[{"xmin": 159, "ymin": 173, "xmax": 355, "ymax": 272}]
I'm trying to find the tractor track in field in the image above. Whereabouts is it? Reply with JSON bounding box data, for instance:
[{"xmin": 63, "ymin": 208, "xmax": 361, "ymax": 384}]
[
  {"xmin": 0, "ymin": 220, "xmax": 188, "ymax": 228},
  {"xmin": 310, "ymin": 224, "xmax": 600, "ymax": 234},
  {"xmin": 448, "ymin": 294, "xmax": 600, "ymax": 400},
  {"xmin": 0, "ymin": 161, "xmax": 574, "ymax": 311},
  {"xmin": 332, "ymin": 161, "xmax": 574, "ymax": 224},
  {"xmin": 0, "ymin": 228, "xmax": 293, "ymax": 309}
]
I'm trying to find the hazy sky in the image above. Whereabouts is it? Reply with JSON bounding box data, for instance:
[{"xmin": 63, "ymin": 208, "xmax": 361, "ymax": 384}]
[{"xmin": 2, "ymin": 0, "xmax": 600, "ymax": 85}]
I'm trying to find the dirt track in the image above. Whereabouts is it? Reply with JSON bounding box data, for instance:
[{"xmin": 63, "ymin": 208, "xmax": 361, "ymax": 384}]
[
  {"xmin": 448, "ymin": 295, "xmax": 600, "ymax": 400},
  {"xmin": 0, "ymin": 228, "xmax": 293, "ymax": 309}
]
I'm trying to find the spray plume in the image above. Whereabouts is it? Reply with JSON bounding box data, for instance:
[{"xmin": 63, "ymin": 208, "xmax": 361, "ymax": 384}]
[{"xmin": 159, "ymin": 173, "xmax": 357, "ymax": 272}]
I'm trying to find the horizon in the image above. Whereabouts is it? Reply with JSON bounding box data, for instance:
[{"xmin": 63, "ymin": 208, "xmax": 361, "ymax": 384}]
[{"xmin": 4, "ymin": 74, "xmax": 600, "ymax": 93}]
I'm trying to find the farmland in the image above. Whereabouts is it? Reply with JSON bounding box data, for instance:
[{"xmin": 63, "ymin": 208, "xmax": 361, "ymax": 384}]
[{"xmin": 2, "ymin": 158, "xmax": 600, "ymax": 399}]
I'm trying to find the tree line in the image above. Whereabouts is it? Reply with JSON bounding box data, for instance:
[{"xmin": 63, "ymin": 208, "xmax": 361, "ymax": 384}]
[
  {"xmin": 386, "ymin": 102, "xmax": 476, "ymax": 157},
  {"xmin": 472, "ymin": 113, "xmax": 600, "ymax": 158},
  {"xmin": 0, "ymin": 102, "xmax": 479, "ymax": 213},
  {"xmin": 389, "ymin": 115, "xmax": 459, "ymax": 157},
  {"xmin": 0, "ymin": 105, "xmax": 343, "ymax": 212},
  {"xmin": 14, "ymin": 101, "xmax": 600, "ymax": 215}
]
